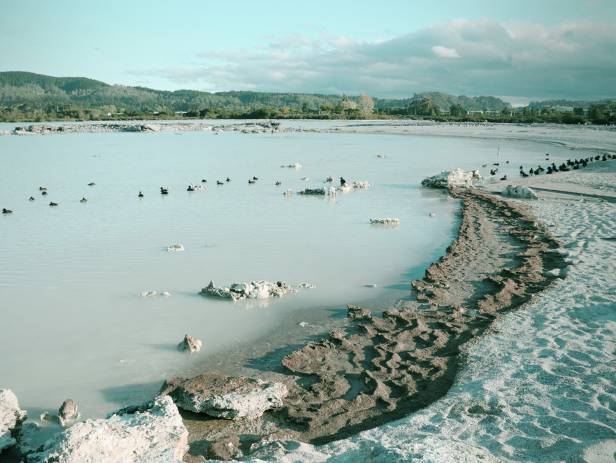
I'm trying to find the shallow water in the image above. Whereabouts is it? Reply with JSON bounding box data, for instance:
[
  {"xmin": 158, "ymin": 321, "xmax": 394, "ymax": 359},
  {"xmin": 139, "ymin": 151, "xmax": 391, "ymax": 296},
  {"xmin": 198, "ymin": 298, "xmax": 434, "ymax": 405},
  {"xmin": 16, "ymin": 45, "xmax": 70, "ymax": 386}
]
[{"xmin": 0, "ymin": 122, "xmax": 580, "ymax": 419}]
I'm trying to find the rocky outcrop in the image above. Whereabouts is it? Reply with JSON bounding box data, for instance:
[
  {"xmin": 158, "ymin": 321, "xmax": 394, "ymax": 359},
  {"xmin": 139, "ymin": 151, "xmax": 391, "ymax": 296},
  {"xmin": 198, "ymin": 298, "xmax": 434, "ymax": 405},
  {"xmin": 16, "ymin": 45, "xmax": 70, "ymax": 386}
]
[
  {"xmin": 0, "ymin": 389, "xmax": 26, "ymax": 453},
  {"xmin": 178, "ymin": 335, "xmax": 202, "ymax": 353},
  {"xmin": 421, "ymin": 168, "xmax": 482, "ymax": 188},
  {"xmin": 161, "ymin": 373, "xmax": 288, "ymax": 420},
  {"xmin": 27, "ymin": 396, "xmax": 188, "ymax": 463},
  {"xmin": 502, "ymin": 184, "xmax": 538, "ymax": 199},
  {"xmin": 58, "ymin": 399, "xmax": 79, "ymax": 426},
  {"xmin": 207, "ymin": 435, "xmax": 242, "ymax": 461},
  {"xmin": 200, "ymin": 280, "xmax": 296, "ymax": 301}
]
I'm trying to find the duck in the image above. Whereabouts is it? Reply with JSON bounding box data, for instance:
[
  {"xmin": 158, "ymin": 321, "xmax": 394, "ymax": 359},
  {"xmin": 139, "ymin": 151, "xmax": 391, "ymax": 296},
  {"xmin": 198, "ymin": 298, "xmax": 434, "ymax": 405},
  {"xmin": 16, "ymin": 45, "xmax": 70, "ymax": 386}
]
[
  {"xmin": 226, "ymin": 177, "xmax": 231, "ymax": 182},
  {"xmin": 217, "ymin": 180, "xmax": 224, "ymax": 185},
  {"xmin": 248, "ymin": 179, "xmax": 256, "ymax": 184},
  {"xmin": 88, "ymin": 182, "xmax": 96, "ymax": 186},
  {"xmin": 41, "ymin": 191, "xmax": 48, "ymax": 196},
  {"xmin": 138, "ymin": 191, "xmax": 144, "ymax": 198},
  {"xmin": 80, "ymin": 197, "xmax": 87, "ymax": 203},
  {"xmin": 39, "ymin": 186, "xmax": 47, "ymax": 191},
  {"xmin": 252, "ymin": 176, "xmax": 258, "ymax": 181},
  {"xmin": 201, "ymin": 179, "xmax": 207, "ymax": 183},
  {"xmin": 160, "ymin": 187, "xmax": 169, "ymax": 195},
  {"xmin": 500, "ymin": 175, "xmax": 507, "ymax": 181},
  {"xmin": 275, "ymin": 181, "xmax": 282, "ymax": 186},
  {"xmin": 49, "ymin": 202, "xmax": 58, "ymax": 207},
  {"xmin": 187, "ymin": 185, "xmax": 195, "ymax": 192},
  {"xmin": 29, "ymin": 196, "xmax": 35, "ymax": 201},
  {"xmin": 2, "ymin": 208, "xmax": 13, "ymax": 214}
]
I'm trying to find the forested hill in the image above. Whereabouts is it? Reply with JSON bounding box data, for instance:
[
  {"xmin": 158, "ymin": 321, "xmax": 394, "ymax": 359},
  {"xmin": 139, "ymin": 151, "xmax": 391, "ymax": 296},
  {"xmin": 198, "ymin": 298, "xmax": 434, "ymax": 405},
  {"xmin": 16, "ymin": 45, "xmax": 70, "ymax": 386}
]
[
  {"xmin": 1, "ymin": 71, "xmax": 510, "ymax": 119},
  {"xmin": 1, "ymin": 71, "xmax": 614, "ymax": 124}
]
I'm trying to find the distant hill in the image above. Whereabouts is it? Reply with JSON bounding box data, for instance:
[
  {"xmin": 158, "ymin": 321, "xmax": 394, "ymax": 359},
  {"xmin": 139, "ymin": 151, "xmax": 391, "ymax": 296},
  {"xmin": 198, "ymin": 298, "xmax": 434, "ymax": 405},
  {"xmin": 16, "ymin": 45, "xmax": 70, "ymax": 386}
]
[
  {"xmin": 0, "ymin": 71, "xmax": 109, "ymax": 93},
  {"xmin": 529, "ymin": 99, "xmax": 615, "ymax": 110}
]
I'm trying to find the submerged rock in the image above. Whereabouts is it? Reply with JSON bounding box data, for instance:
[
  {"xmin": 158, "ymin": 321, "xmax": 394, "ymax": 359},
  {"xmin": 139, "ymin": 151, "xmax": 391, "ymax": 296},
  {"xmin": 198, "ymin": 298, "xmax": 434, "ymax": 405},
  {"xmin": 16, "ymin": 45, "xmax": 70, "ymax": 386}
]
[
  {"xmin": 502, "ymin": 184, "xmax": 538, "ymax": 199},
  {"xmin": 370, "ymin": 217, "xmax": 400, "ymax": 225},
  {"xmin": 0, "ymin": 389, "xmax": 27, "ymax": 452},
  {"xmin": 298, "ymin": 187, "xmax": 326, "ymax": 195},
  {"xmin": 140, "ymin": 290, "xmax": 171, "ymax": 297},
  {"xmin": 422, "ymin": 168, "xmax": 482, "ymax": 188},
  {"xmin": 200, "ymin": 280, "xmax": 296, "ymax": 301},
  {"xmin": 27, "ymin": 396, "xmax": 188, "ymax": 463},
  {"xmin": 58, "ymin": 399, "xmax": 79, "ymax": 426},
  {"xmin": 177, "ymin": 334, "xmax": 202, "ymax": 353},
  {"xmin": 161, "ymin": 373, "xmax": 288, "ymax": 420}
]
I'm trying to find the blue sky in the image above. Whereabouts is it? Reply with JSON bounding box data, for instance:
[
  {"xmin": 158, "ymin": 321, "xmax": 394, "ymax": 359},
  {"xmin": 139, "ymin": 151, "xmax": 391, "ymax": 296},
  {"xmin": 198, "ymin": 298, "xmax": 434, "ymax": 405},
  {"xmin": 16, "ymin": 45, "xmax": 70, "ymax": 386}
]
[{"xmin": 1, "ymin": 0, "xmax": 615, "ymax": 100}]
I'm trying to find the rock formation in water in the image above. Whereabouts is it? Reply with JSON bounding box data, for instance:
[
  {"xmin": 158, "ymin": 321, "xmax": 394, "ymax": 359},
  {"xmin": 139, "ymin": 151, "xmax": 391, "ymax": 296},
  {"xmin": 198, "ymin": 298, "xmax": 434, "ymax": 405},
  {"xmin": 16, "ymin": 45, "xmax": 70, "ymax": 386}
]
[
  {"xmin": 200, "ymin": 280, "xmax": 296, "ymax": 301},
  {"xmin": 58, "ymin": 399, "xmax": 79, "ymax": 426},
  {"xmin": 178, "ymin": 335, "xmax": 203, "ymax": 353},
  {"xmin": 421, "ymin": 168, "xmax": 482, "ymax": 188},
  {"xmin": 369, "ymin": 217, "xmax": 400, "ymax": 225}
]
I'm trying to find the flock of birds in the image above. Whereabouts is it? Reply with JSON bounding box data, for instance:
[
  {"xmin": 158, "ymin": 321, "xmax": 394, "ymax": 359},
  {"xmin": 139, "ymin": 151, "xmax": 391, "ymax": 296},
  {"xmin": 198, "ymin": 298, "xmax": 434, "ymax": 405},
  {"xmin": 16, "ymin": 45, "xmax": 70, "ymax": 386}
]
[
  {"xmin": 483, "ymin": 152, "xmax": 613, "ymax": 182},
  {"xmin": 2, "ymin": 152, "xmax": 614, "ymax": 215}
]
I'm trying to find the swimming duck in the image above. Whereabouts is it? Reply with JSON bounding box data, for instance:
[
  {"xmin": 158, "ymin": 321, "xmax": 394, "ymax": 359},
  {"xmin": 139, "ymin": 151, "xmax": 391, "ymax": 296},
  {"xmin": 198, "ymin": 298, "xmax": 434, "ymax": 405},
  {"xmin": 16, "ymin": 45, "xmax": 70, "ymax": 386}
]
[
  {"xmin": 187, "ymin": 185, "xmax": 195, "ymax": 192},
  {"xmin": 252, "ymin": 176, "xmax": 258, "ymax": 181},
  {"xmin": 39, "ymin": 186, "xmax": 47, "ymax": 191},
  {"xmin": 217, "ymin": 180, "xmax": 224, "ymax": 185},
  {"xmin": 80, "ymin": 197, "xmax": 88, "ymax": 203},
  {"xmin": 248, "ymin": 179, "xmax": 256, "ymax": 184},
  {"xmin": 201, "ymin": 179, "xmax": 207, "ymax": 183},
  {"xmin": 29, "ymin": 196, "xmax": 35, "ymax": 201},
  {"xmin": 226, "ymin": 177, "xmax": 231, "ymax": 182},
  {"xmin": 2, "ymin": 208, "xmax": 12, "ymax": 214},
  {"xmin": 500, "ymin": 175, "xmax": 507, "ymax": 181},
  {"xmin": 49, "ymin": 202, "xmax": 58, "ymax": 207},
  {"xmin": 138, "ymin": 191, "xmax": 144, "ymax": 198},
  {"xmin": 160, "ymin": 187, "xmax": 169, "ymax": 195},
  {"xmin": 41, "ymin": 191, "xmax": 48, "ymax": 196},
  {"xmin": 275, "ymin": 181, "xmax": 282, "ymax": 186},
  {"xmin": 88, "ymin": 182, "xmax": 96, "ymax": 186}
]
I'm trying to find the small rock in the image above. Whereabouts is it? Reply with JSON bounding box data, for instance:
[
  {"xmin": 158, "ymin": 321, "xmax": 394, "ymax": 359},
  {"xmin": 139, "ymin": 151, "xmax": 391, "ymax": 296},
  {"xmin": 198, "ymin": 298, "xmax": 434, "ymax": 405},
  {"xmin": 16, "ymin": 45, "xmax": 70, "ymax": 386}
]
[
  {"xmin": 207, "ymin": 435, "xmax": 242, "ymax": 461},
  {"xmin": 364, "ymin": 283, "xmax": 377, "ymax": 288},
  {"xmin": 178, "ymin": 335, "xmax": 202, "ymax": 353},
  {"xmin": 370, "ymin": 218, "xmax": 400, "ymax": 225},
  {"xmin": 347, "ymin": 305, "xmax": 372, "ymax": 320},
  {"xmin": 167, "ymin": 244, "xmax": 185, "ymax": 252},
  {"xmin": 58, "ymin": 399, "xmax": 79, "ymax": 426}
]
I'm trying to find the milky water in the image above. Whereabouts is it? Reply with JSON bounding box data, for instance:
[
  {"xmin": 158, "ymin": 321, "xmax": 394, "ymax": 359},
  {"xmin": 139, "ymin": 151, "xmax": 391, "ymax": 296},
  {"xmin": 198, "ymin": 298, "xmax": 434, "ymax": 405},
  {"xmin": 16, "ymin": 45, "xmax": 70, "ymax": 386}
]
[{"xmin": 0, "ymin": 122, "xmax": 581, "ymax": 422}]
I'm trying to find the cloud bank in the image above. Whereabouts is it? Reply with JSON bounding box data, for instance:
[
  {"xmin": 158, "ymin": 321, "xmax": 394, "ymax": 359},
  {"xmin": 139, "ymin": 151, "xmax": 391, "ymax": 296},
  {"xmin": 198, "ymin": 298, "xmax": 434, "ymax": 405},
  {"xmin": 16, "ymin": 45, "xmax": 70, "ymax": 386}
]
[{"xmin": 133, "ymin": 19, "xmax": 616, "ymax": 99}]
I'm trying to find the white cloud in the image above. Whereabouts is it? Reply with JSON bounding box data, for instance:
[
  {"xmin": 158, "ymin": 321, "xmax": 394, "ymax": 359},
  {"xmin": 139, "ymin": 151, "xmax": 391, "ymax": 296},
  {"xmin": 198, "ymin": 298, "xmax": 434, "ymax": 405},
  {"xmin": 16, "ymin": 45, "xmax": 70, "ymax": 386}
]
[
  {"xmin": 431, "ymin": 45, "xmax": 460, "ymax": 59},
  {"xmin": 130, "ymin": 19, "xmax": 616, "ymax": 99}
]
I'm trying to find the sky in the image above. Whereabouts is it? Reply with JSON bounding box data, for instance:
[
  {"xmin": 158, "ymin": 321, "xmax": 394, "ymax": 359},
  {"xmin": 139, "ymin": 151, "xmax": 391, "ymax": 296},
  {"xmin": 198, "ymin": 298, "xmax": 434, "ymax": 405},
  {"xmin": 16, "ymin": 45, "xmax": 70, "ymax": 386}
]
[{"xmin": 1, "ymin": 0, "xmax": 616, "ymax": 101}]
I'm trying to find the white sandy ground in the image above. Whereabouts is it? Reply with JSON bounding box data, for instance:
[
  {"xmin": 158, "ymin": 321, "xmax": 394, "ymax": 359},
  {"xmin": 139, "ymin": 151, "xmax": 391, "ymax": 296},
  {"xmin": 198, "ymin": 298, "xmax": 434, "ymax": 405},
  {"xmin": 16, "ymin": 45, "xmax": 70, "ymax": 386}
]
[{"xmin": 245, "ymin": 164, "xmax": 616, "ymax": 463}]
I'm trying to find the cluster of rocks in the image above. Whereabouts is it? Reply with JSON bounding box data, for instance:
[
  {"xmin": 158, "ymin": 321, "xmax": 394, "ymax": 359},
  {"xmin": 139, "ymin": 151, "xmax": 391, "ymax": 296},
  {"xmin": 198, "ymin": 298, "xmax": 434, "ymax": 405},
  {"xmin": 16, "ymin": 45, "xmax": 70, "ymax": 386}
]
[
  {"xmin": 200, "ymin": 280, "xmax": 296, "ymax": 301},
  {"xmin": 421, "ymin": 168, "xmax": 482, "ymax": 188}
]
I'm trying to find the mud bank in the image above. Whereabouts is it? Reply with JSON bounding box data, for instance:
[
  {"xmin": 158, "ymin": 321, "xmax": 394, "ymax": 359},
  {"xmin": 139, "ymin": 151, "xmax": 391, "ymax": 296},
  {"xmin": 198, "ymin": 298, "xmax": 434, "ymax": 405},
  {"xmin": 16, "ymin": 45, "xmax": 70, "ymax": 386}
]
[{"xmin": 169, "ymin": 187, "xmax": 568, "ymax": 460}]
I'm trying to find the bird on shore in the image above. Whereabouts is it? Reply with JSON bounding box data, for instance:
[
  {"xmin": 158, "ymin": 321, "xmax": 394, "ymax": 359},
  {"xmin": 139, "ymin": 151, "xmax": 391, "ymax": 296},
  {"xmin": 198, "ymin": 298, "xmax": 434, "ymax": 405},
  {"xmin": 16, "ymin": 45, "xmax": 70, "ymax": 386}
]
[
  {"xmin": 49, "ymin": 202, "xmax": 58, "ymax": 207},
  {"xmin": 160, "ymin": 187, "xmax": 169, "ymax": 195},
  {"xmin": 80, "ymin": 197, "xmax": 87, "ymax": 203},
  {"xmin": 138, "ymin": 191, "xmax": 144, "ymax": 198},
  {"xmin": 340, "ymin": 177, "xmax": 347, "ymax": 187},
  {"xmin": 2, "ymin": 208, "xmax": 13, "ymax": 214}
]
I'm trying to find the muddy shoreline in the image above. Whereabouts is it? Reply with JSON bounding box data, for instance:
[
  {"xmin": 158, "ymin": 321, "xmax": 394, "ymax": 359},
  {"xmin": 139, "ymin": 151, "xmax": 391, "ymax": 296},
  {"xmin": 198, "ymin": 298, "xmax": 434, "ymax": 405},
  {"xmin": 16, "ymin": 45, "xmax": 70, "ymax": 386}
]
[{"xmin": 168, "ymin": 186, "xmax": 568, "ymax": 460}]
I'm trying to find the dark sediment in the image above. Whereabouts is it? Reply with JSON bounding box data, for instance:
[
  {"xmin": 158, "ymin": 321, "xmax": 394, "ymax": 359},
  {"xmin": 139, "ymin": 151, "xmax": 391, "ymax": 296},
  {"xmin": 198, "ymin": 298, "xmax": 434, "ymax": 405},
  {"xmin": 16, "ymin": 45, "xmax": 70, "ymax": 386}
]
[{"xmin": 173, "ymin": 187, "xmax": 567, "ymax": 459}]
